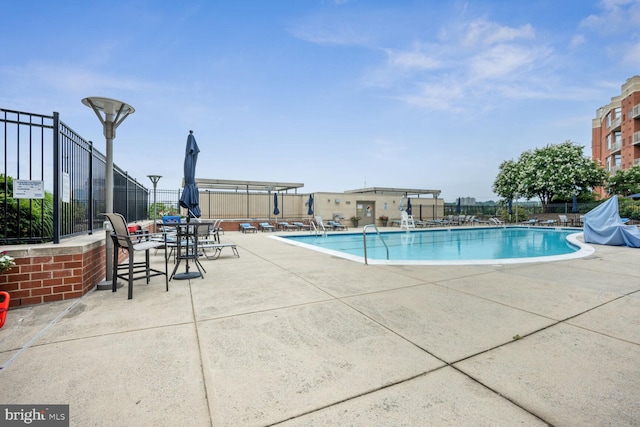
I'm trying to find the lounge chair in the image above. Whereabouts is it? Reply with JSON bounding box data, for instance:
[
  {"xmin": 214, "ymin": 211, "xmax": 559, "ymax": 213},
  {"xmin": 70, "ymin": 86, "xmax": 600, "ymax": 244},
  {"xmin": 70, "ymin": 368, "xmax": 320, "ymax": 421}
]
[
  {"xmin": 276, "ymin": 221, "xmax": 297, "ymax": 231},
  {"xmin": 292, "ymin": 222, "xmax": 310, "ymax": 230},
  {"xmin": 259, "ymin": 222, "xmax": 275, "ymax": 232},
  {"xmin": 522, "ymin": 219, "xmax": 538, "ymax": 225},
  {"xmin": 473, "ymin": 217, "xmax": 491, "ymax": 225},
  {"xmin": 327, "ymin": 220, "xmax": 347, "ymax": 230},
  {"xmin": 558, "ymin": 215, "xmax": 569, "ymax": 226},
  {"xmin": 194, "ymin": 220, "xmax": 220, "ymax": 244},
  {"xmin": 199, "ymin": 241, "xmax": 240, "ymax": 260},
  {"xmin": 489, "ymin": 217, "xmax": 503, "ymax": 225},
  {"xmin": 314, "ymin": 216, "xmax": 346, "ymax": 231},
  {"xmin": 209, "ymin": 219, "xmax": 224, "ymax": 238},
  {"xmin": 240, "ymin": 223, "xmax": 257, "ymax": 233},
  {"xmin": 541, "ymin": 219, "xmax": 557, "ymax": 226}
]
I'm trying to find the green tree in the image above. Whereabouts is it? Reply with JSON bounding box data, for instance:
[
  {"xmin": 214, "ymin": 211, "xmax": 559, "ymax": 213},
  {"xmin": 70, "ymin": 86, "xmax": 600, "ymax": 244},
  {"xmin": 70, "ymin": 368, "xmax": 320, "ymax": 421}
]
[
  {"xmin": 148, "ymin": 202, "xmax": 178, "ymax": 220},
  {"xmin": 493, "ymin": 141, "xmax": 607, "ymax": 210},
  {"xmin": 605, "ymin": 165, "xmax": 640, "ymax": 196},
  {"xmin": 492, "ymin": 159, "xmax": 522, "ymax": 200}
]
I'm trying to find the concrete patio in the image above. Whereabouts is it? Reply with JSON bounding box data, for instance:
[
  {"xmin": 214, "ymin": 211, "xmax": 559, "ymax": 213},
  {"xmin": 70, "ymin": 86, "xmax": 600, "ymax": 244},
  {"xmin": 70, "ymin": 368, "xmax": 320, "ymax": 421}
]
[{"xmin": 0, "ymin": 229, "xmax": 639, "ymax": 426}]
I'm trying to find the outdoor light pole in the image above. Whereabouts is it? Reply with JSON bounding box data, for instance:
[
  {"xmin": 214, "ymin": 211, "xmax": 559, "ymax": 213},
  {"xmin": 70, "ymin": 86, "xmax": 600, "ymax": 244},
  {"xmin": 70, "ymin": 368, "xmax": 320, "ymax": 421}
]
[
  {"xmin": 82, "ymin": 97, "xmax": 135, "ymax": 288},
  {"xmin": 148, "ymin": 175, "xmax": 162, "ymax": 232}
]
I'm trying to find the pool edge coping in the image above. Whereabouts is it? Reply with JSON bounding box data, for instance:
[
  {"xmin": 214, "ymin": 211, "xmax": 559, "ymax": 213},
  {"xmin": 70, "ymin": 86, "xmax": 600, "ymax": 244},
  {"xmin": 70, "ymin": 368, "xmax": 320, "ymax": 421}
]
[{"xmin": 267, "ymin": 228, "xmax": 595, "ymax": 266}]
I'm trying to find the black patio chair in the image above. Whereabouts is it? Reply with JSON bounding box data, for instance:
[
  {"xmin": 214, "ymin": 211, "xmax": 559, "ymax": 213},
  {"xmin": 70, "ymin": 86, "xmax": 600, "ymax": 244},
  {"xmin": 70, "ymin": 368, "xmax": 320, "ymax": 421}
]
[{"xmin": 105, "ymin": 213, "xmax": 168, "ymax": 300}]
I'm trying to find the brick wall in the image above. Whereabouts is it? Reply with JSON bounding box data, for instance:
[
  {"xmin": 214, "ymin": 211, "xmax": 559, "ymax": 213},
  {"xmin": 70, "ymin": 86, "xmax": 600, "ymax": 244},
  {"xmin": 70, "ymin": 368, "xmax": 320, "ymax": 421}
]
[{"xmin": 0, "ymin": 236, "xmax": 105, "ymax": 308}]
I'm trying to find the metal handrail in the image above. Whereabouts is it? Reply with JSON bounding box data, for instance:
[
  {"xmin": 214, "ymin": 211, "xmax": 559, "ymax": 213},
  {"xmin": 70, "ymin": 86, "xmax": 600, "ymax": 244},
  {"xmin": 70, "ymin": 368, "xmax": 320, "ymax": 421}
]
[
  {"xmin": 310, "ymin": 220, "xmax": 325, "ymax": 236},
  {"xmin": 362, "ymin": 224, "xmax": 389, "ymax": 265}
]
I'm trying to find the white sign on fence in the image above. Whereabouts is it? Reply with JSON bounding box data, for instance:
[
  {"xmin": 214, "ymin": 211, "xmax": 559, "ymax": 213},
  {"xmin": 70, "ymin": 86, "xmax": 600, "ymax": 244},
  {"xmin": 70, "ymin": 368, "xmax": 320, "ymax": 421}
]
[
  {"xmin": 62, "ymin": 172, "xmax": 70, "ymax": 203},
  {"xmin": 13, "ymin": 180, "xmax": 45, "ymax": 199}
]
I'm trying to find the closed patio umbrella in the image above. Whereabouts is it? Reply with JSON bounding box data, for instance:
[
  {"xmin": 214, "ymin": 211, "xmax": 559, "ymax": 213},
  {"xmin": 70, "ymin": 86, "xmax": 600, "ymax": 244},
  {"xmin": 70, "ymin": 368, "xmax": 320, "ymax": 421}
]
[
  {"xmin": 175, "ymin": 130, "xmax": 202, "ymax": 280},
  {"xmin": 273, "ymin": 192, "xmax": 280, "ymax": 216},
  {"xmin": 179, "ymin": 130, "xmax": 201, "ymax": 219},
  {"xmin": 307, "ymin": 194, "xmax": 314, "ymax": 215},
  {"xmin": 406, "ymin": 198, "xmax": 412, "ymax": 215},
  {"xmin": 572, "ymin": 194, "xmax": 579, "ymax": 213}
]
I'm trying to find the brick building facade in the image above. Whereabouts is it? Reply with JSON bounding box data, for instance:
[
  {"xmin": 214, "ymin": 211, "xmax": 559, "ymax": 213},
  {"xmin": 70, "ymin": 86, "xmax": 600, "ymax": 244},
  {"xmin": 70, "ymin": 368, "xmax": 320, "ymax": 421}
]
[{"xmin": 592, "ymin": 76, "xmax": 640, "ymax": 196}]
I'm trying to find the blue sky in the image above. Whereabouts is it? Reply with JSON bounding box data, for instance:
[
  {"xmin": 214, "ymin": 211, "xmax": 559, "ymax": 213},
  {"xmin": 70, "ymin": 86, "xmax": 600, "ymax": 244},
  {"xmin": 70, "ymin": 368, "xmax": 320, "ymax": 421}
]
[{"xmin": 1, "ymin": 0, "xmax": 639, "ymax": 201}]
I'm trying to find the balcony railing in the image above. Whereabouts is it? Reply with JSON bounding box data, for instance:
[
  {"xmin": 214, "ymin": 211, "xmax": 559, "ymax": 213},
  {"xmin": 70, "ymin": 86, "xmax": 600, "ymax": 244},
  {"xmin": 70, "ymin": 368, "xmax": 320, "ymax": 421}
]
[
  {"xmin": 609, "ymin": 141, "xmax": 622, "ymax": 153},
  {"xmin": 631, "ymin": 104, "xmax": 640, "ymax": 119},
  {"xmin": 610, "ymin": 116, "xmax": 622, "ymax": 130},
  {"xmin": 633, "ymin": 131, "xmax": 640, "ymax": 146},
  {"xmin": 634, "ymin": 158, "xmax": 640, "ymax": 166}
]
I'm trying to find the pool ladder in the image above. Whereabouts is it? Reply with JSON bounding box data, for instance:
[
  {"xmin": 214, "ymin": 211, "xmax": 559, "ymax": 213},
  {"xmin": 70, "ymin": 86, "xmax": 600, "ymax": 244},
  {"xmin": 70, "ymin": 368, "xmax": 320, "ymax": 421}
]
[
  {"xmin": 362, "ymin": 224, "xmax": 389, "ymax": 265},
  {"xmin": 310, "ymin": 220, "xmax": 326, "ymax": 236}
]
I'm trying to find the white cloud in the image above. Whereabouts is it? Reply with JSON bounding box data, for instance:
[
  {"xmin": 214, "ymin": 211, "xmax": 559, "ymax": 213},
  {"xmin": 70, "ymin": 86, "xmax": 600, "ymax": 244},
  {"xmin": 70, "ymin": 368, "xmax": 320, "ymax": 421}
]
[
  {"xmin": 361, "ymin": 16, "xmax": 557, "ymax": 111},
  {"xmin": 622, "ymin": 41, "xmax": 640, "ymax": 65},
  {"xmin": 569, "ymin": 34, "xmax": 587, "ymax": 49},
  {"xmin": 462, "ymin": 19, "xmax": 535, "ymax": 47},
  {"xmin": 385, "ymin": 48, "xmax": 442, "ymax": 70},
  {"xmin": 399, "ymin": 80, "xmax": 466, "ymax": 112},
  {"xmin": 580, "ymin": 0, "xmax": 640, "ymax": 33},
  {"xmin": 289, "ymin": 14, "xmax": 370, "ymax": 46},
  {"xmin": 0, "ymin": 62, "xmax": 162, "ymax": 95},
  {"xmin": 469, "ymin": 44, "xmax": 552, "ymax": 81}
]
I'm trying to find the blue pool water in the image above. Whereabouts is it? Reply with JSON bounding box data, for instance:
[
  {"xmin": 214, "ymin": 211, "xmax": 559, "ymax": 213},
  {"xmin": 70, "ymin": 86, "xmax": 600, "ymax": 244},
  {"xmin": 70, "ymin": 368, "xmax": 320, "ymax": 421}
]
[{"xmin": 275, "ymin": 227, "xmax": 593, "ymax": 265}]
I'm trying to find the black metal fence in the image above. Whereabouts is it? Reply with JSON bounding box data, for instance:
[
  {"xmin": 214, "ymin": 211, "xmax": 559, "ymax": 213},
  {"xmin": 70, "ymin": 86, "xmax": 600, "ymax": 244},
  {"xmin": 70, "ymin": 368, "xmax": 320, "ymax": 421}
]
[
  {"xmin": 1, "ymin": 108, "xmax": 148, "ymax": 244},
  {"xmin": 443, "ymin": 201, "xmax": 595, "ymax": 218},
  {"xmin": 445, "ymin": 200, "xmax": 640, "ymax": 221}
]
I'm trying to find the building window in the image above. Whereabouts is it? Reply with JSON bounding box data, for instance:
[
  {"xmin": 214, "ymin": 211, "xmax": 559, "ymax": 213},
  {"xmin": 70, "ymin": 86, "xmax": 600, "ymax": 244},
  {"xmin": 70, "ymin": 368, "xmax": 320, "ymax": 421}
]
[
  {"xmin": 606, "ymin": 111, "xmax": 611, "ymax": 128},
  {"xmin": 606, "ymin": 134, "xmax": 612, "ymax": 149},
  {"xmin": 615, "ymin": 131, "xmax": 621, "ymax": 146}
]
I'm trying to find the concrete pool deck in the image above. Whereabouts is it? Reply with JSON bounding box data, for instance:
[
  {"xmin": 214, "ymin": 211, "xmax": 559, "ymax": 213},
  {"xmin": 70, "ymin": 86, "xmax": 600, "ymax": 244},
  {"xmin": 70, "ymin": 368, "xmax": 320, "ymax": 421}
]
[{"xmin": 0, "ymin": 228, "xmax": 639, "ymax": 426}]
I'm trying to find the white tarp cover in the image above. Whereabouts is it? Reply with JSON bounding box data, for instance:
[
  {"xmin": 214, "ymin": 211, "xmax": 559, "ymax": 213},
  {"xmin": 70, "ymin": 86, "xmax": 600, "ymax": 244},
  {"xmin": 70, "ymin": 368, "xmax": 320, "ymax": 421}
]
[{"xmin": 583, "ymin": 196, "xmax": 640, "ymax": 248}]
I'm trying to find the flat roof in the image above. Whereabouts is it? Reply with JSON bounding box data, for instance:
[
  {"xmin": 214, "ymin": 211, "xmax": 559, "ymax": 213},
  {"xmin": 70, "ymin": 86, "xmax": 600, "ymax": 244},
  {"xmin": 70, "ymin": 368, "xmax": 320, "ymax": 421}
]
[
  {"xmin": 192, "ymin": 178, "xmax": 304, "ymax": 193},
  {"xmin": 344, "ymin": 187, "xmax": 442, "ymax": 197}
]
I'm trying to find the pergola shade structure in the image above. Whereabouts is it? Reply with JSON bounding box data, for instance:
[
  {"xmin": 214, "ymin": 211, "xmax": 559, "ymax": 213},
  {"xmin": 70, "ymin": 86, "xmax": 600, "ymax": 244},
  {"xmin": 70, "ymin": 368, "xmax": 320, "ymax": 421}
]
[{"xmin": 191, "ymin": 179, "xmax": 304, "ymax": 193}]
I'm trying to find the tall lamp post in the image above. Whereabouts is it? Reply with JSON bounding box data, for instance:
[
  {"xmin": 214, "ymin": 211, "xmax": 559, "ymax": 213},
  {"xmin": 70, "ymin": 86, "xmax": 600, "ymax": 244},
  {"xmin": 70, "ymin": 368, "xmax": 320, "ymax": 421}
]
[
  {"xmin": 148, "ymin": 175, "xmax": 162, "ymax": 232},
  {"xmin": 82, "ymin": 97, "xmax": 135, "ymax": 289}
]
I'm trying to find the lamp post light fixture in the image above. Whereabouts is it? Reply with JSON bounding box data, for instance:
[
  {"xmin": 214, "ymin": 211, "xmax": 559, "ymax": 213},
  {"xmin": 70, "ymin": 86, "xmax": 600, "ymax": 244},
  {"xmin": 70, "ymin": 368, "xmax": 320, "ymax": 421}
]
[
  {"xmin": 82, "ymin": 97, "xmax": 135, "ymax": 288},
  {"xmin": 148, "ymin": 175, "xmax": 162, "ymax": 232}
]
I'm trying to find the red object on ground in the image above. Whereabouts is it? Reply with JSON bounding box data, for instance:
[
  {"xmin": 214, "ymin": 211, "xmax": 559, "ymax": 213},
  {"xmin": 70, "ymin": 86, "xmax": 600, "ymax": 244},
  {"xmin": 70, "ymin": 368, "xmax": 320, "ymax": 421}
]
[{"xmin": 0, "ymin": 291, "xmax": 10, "ymax": 328}]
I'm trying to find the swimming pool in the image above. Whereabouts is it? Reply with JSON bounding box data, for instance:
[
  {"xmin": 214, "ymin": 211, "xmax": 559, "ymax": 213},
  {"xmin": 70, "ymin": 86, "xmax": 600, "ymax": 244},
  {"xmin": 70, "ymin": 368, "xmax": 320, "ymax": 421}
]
[{"xmin": 272, "ymin": 227, "xmax": 594, "ymax": 265}]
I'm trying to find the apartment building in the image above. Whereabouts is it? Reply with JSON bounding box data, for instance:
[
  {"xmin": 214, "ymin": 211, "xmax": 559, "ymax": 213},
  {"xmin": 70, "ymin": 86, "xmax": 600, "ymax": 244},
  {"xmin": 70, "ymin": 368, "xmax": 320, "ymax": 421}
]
[{"xmin": 592, "ymin": 75, "xmax": 640, "ymax": 178}]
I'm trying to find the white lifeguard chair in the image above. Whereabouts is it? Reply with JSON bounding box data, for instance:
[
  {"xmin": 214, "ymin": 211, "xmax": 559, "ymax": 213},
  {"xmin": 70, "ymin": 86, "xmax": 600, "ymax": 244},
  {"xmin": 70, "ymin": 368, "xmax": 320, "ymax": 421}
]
[{"xmin": 400, "ymin": 211, "xmax": 416, "ymax": 230}]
